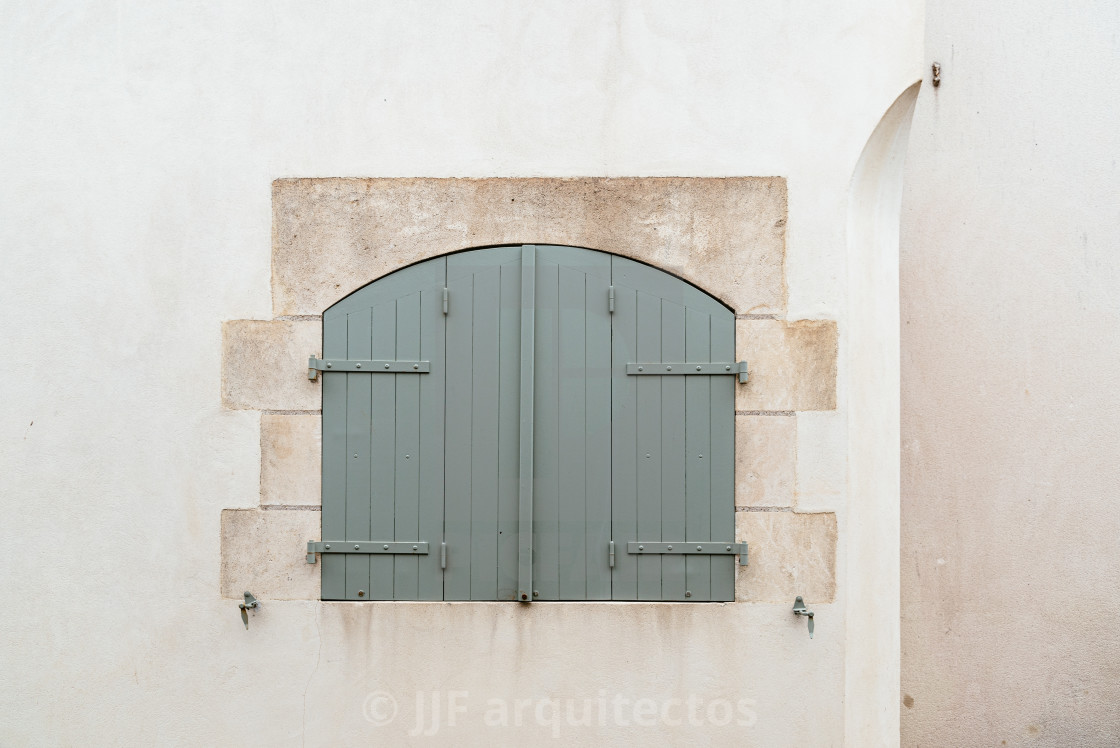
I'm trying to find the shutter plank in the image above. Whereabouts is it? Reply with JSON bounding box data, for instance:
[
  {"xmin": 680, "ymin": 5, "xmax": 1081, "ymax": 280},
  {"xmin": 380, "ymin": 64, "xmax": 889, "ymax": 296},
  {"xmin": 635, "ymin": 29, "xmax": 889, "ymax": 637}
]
[
  {"xmin": 709, "ymin": 312, "xmax": 736, "ymax": 601},
  {"xmin": 443, "ymin": 270, "xmax": 474, "ymax": 601},
  {"xmin": 368, "ymin": 302, "xmax": 397, "ymax": 599},
  {"xmin": 470, "ymin": 266, "xmax": 501, "ymax": 600},
  {"xmin": 610, "ymin": 262, "xmax": 638, "ymax": 600},
  {"xmin": 496, "ymin": 261, "xmax": 521, "ymax": 600},
  {"xmin": 636, "ymin": 291, "xmax": 663, "ymax": 600},
  {"xmin": 418, "ymin": 267, "xmax": 447, "ymax": 600},
  {"xmin": 533, "ymin": 259, "xmax": 560, "ymax": 600},
  {"xmin": 557, "ymin": 264, "xmax": 587, "ymax": 599},
  {"xmin": 346, "ymin": 308, "xmax": 375, "ymax": 600},
  {"xmin": 660, "ymin": 300, "xmax": 688, "ymax": 601},
  {"xmin": 584, "ymin": 266, "xmax": 612, "ymax": 601},
  {"xmin": 320, "ymin": 313, "xmax": 348, "ymax": 600},
  {"xmin": 685, "ymin": 309, "xmax": 712, "ymax": 601},
  {"xmin": 393, "ymin": 293, "xmax": 422, "ymax": 599}
]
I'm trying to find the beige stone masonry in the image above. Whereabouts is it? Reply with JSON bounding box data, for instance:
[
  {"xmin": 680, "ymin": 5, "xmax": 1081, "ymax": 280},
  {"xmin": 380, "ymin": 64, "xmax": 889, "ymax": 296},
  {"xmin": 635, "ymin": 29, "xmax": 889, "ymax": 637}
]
[
  {"xmin": 737, "ymin": 319, "xmax": 837, "ymax": 411},
  {"xmin": 221, "ymin": 319, "xmax": 320, "ymax": 411},
  {"xmin": 271, "ymin": 177, "xmax": 787, "ymax": 316},
  {"xmin": 261, "ymin": 414, "xmax": 322, "ymax": 506},
  {"xmin": 736, "ymin": 415, "xmax": 796, "ymax": 508},
  {"xmin": 736, "ymin": 511, "xmax": 837, "ymax": 603},
  {"xmin": 221, "ymin": 509, "xmax": 320, "ymax": 600}
]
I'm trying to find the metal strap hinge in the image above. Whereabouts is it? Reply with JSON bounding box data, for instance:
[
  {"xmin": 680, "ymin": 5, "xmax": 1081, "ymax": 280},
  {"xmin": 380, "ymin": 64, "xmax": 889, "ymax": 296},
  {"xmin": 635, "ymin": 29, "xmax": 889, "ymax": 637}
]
[
  {"xmin": 627, "ymin": 541, "xmax": 749, "ymax": 566},
  {"xmin": 626, "ymin": 361, "xmax": 749, "ymax": 384},
  {"xmin": 306, "ymin": 541, "xmax": 430, "ymax": 563},
  {"xmin": 308, "ymin": 356, "xmax": 431, "ymax": 380}
]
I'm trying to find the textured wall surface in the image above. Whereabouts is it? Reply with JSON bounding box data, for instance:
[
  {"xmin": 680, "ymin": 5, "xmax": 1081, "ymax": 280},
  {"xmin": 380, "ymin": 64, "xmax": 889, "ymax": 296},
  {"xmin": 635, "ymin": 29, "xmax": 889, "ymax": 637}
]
[
  {"xmin": 0, "ymin": 2, "xmax": 923, "ymax": 745},
  {"xmin": 900, "ymin": 1, "xmax": 1120, "ymax": 744}
]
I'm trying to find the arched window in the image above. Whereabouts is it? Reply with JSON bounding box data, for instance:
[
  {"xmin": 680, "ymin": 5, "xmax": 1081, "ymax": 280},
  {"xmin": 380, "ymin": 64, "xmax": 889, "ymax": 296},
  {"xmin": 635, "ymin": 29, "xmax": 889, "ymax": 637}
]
[{"xmin": 306, "ymin": 245, "xmax": 746, "ymax": 601}]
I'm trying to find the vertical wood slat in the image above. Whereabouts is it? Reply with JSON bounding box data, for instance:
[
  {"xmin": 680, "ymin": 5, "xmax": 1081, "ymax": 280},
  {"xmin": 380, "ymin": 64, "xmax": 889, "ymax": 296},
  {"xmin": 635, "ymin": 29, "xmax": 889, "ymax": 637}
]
[
  {"xmin": 636, "ymin": 291, "xmax": 663, "ymax": 600},
  {"xmin": 583, "ymin": 266, "xmax": 612, "ymax": 601},
  {"xmin": 517, "ymin": 246, "xmax": 536, "ymax": 602},
  {"xmin": 610, "ymin": 260, "xmax": 638, "ymax": 600},
  {"xmin": 709, "ymin": 312, "xmax": 736, "ymax": 601},
  {"xmin": 533, "ymin": 259, "xmax": 560, "ymax": 600},
  {"xmin": 557, "ymin": 264, "xmax": 586, "ymax": 600},
  {"xmin": 443, "ymin": 269, "xmax": 474, "ymax": 601},
  {"xmin": 496, "ymin": 262, "xmax": 521, "ymax": 600},
  {"xmin": 685, "ymin": 308, "xmax": 712, "ymax": 601},
  {"xmin": 418, "ymin": 267, "xmax": 447, "ymax": 600},
  {"xmin": 346, "ymin": 308, "xmax": 375, "ymax": 600},
  {"xmin": 660, "ymin": 300, "xmax": 688, "ymax": 601},
  {"xmin": 320, "ymin": 313, "xmax": 348, "ymax": 600},
  {"xmin": 470, "ymin": 267, "xmax": 501, "ymax": 600},
  {"xmin": 368, "ymin": 302, "xmax": 397, "ymax": 599},
  {"xmin": 392, "ymin": 293, "xmax": 421, "ymax": 599}
]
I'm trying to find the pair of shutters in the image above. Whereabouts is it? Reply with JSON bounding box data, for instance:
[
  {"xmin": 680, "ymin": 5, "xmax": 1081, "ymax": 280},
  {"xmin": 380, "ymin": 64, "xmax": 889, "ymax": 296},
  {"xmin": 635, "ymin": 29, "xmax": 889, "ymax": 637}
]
[{"xmin": 309, "ymin": 245, "xmax": 741, "ymax": 602}]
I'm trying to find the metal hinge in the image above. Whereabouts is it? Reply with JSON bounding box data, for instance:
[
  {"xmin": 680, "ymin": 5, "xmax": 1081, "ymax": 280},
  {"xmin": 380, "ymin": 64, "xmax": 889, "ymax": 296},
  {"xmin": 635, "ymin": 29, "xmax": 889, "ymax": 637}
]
[
  {"xmin": 308, "ymin": 356, "xmax": 431, "ymax": 381},
  {"xmin": 627, "ymin": 541, "xmax": 749, "ymax": 566},
  {"xmin": 443, "ymin": 287, "xmax": 449, "ymax": 315},
  {"xmin": 306, "ymin": 540, "xmax": 430, "ymax": 563},
  {"xmin": 608, "ymin": 285, "xmax": 615, "ymax": 313},
  {"xmin": 626, "ymin": 361, "xmax": 749, "ymax": 384}
]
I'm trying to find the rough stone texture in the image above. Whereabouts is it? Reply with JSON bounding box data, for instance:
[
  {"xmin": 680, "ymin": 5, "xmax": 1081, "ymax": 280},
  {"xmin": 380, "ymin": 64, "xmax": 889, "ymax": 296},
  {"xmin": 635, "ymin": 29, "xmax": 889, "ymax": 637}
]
[
  {"xmin": 220, "ymin": 509, "xmax": 320, "ymax": 600},
  {"xmin": 735, "ymin": 415, "xmax": 796, "ymax": 508},
  {"xmin": 272, "ymin": 177, "xmax": 787, "ymax": 316},
  {"xmin": 736, "ymin": 511, "xmax": 836, "ymax": 603},
  {"xmin": 261, "ymin": 414, "xmax": 322, "ymax": 506},
  {"xmin": 736, "ymin": 319, "xmax": 837, "ymax": 411},
  {"xmin": 221, "ymin": 320, "xmax": 321, "ymax": 411}
]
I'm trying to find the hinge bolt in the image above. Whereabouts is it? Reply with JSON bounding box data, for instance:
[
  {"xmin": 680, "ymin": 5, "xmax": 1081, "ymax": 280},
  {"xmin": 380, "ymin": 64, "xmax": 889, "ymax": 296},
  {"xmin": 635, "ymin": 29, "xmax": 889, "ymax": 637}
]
[
  {"xmin": 685, "ymin": 591, "xmax": 692, "ymax": 598},
  {"xmin": 354, "ymin": 544, "xmax": 360, "ymax": 550},
  {"xmin": 533, "ymin": 590, "xmax": 539, "ymax": 597},
  {"xmin": 666, "ymin": 366, "xmax": 672, "ymax": 371},
  {"xmin": 413, "ymin": 364, "xmax": 418, "ymax": 370},
  {"xmin": 326, "ymin": 362, "xmax": 332, "ymax": 368},
  {"xmin": 325, "ymin": 544, "xmax": 331, "ymax": 550},
  {"xmin": 638, "ymin": 366, "xmax": 644, "ymax": 372},
  {"xmin": 412, "ymin": 545, "xmax": 418, "ymax": 551},
  {"xmin": 355, "ymin": 363, "xmax": 361, "ymax": 368},
  {"xmin": 697, "ymin": 545, "xmax": 703, "ymax": 551},
  {"xmin": 725, "ymin": 365, "xmax": 731, "ymax": 371},
  {"xmin": 667, "ymin": 545, "xmax": 673, "ymax": 551},
  {"xmin": 697, "ymin": 366, "xmax": 702, "ymax": 371},
  {"xmin": 726, "ymin": 545, "xmax": 732, "ymax": 551},
  {"xmin": 383, "ymin": 544, "xmax": 389, "ymax": 550},
  {"xmin": 638, "ymin": 545, "xmax": 644, "ymax": 551},
  {"xmin": 358, "ymin": 590, "xmax": 365, "ymax": 597},
  {"xmin": 384, "ymin": 363, "xmax": 390, "ymax": 369}
]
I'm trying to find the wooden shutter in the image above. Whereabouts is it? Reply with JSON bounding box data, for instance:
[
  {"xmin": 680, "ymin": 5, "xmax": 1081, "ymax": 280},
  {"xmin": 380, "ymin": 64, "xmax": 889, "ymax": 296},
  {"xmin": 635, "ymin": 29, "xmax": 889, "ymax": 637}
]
[
  {"xmin": 609, "ymin": 256, "xmax": 736, "ymax": 601},
  {"xmin": 316, "ymin": 245, "xmax": 737, "ymax": 602}
]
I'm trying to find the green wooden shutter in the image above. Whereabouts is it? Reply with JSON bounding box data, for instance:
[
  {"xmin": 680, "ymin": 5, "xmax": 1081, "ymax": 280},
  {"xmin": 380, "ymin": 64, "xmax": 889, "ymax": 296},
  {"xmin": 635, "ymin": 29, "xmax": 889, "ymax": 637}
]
[{"xmin": 314, "ymin": 245, "xmax": 739, "ymax": 602}]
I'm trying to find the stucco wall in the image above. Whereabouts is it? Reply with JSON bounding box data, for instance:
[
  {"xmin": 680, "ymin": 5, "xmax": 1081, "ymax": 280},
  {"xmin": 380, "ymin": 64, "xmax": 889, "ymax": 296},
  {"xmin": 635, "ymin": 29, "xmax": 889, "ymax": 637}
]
[
  {"xmin": 0, "ymin": 3, "xmax": 923, "ymax": 745},
  {"xmin": 899, "ymin": 1, "xmax": 1120, "ymax": 744}
]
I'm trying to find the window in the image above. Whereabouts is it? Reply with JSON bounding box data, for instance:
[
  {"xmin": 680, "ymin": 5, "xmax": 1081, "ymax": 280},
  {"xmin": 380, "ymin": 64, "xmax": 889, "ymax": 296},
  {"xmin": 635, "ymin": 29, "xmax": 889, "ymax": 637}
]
[{"xmin": 307, "ymin": 245, "xmax": 746, "ymax": 601}]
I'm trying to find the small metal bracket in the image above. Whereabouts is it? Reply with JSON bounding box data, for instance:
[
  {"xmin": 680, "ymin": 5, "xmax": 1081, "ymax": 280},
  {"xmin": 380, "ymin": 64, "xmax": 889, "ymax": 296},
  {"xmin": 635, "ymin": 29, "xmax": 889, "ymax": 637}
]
[
  {"xmin": 932, "ymin": 62, "xmax": 941, "ymax": 87},
  {"xmin": 793, "ymin": 595, "xmax": 815, "ymax": 638},
  {"xmin": 308, "ymin": 357, "xmax": 431, "ymax": 381},
  {"xmin": 239, "ymin": 591, "xmax": 259, "ymax": 629},
  {"xmin": 626, "ymin": 361, "xmax": 749, "ymax": 384},
  {"xmin": 627, "ymin": 541, "xmax": 749, "ymax": 566},
  {"xmin": 306, "ymin": 540, "xmax": 430, "ymax": 563}
]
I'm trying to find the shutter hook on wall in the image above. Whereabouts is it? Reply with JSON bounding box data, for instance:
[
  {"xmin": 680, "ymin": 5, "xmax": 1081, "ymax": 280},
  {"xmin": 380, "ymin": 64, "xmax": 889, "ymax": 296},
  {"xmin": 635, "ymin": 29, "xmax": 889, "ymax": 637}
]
[
  {"xmin": 239, "ymin": 591, "xmax": 259, "ymax": 629},
  {"xmin": 792, "ymin": 595, "xmax": 814, "ymax": 638}
]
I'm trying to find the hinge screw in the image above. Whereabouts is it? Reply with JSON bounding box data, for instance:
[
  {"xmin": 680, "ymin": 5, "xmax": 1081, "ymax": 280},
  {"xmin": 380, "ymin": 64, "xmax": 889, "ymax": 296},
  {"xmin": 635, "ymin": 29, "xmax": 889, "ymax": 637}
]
[
  {"xmin": 725, "ymin": 365, "xmax": 731, "ymax": 371},
  {"xmin": 697, "ymin": 366, "xmax": 702, "ymax": 371},
  {"xmin": 666, "ymin": 366, "xmax": 672, "ymax": 371},
  {"xmin": 638, "ymin": 366, "xmax": 644, "ymax": 372},
  {"xmin": 355, "ymin": 363, "xmax": 361, "ymax": 368},
  {"xmin": 697, "ymin": 545, "xmax": 703, "ymax": 551},
  {"xmin": 638, "ymin": 545, "xmax": 644, "ymax": 551},
  {"xmin": 533, "ymin": 590, "xmax": 539, "ymax": 597},
  {"xmin": 354, "ymin": 544, "xmax": 360, "ymax": 550},
  {"xmin": 413, "ymin": 364, "xmax": 418, "ymax": 370},
  {"xmin": 325, "ymin": 544, "xmax": 331, "ymax": 550},
  {"xmin": 412, "ymin": 545, "xmax": 418, "ymax": 551},
  {"xmin": 667, "ymin": 545, "xmax": 673, "ymax": 551},
  {"xmin": 358, "ymin": 590, "xmax": 365, "ymax": 597},
  {"xmin": 384, "ymin": 363, "xmax": 390, "ymax": 369},
  {"xmin": 383, "ymin": 544, "xmax": 389, "ymax": 550},
  {"xmin": 685, "ymin": 591, "xmax": 692, "ymax": 598},
  {"xmin": 326, "ymin": 362, "xmax": 332, "ymax": 368}
]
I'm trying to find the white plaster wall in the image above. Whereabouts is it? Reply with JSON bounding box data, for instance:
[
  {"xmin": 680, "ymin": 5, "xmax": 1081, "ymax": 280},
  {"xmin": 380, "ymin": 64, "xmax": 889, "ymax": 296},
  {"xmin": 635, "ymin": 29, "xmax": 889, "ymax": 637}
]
[
  {"xmin": 900, "ymin": 1, "xmax": 1120, "ymax": 744},
  {"xmin": 0, "ymin": 2, "xmax": 922, "ymax": 744}
]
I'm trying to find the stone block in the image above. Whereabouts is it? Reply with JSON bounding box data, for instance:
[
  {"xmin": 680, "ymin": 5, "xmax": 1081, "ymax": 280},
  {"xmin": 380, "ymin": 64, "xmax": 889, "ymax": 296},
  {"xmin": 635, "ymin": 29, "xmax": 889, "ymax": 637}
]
[
  {"xmin": 261, "ymin": 414, "xmax": 321, "ymax": 506},
  {"xmin": 736, "ymin": 511, "xmax": 836, "ymax": 603},
  {"xmin": 736, "ymin": 414, "xmax": 796, "ymax": 507},
  {"xmin": 737, "ymin": 319, "xmax": 837, "ymax": 411},
  {"xmin": 271, "ymin": 177, "xmax": 787, "ymax": 316},
  {"xmin": 221, "ymin": 319, "xmax": 320, "ymax": 411},
  {"xmin": 220, "ymin": 509, "xmax": 320, "ymax": 600}
]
